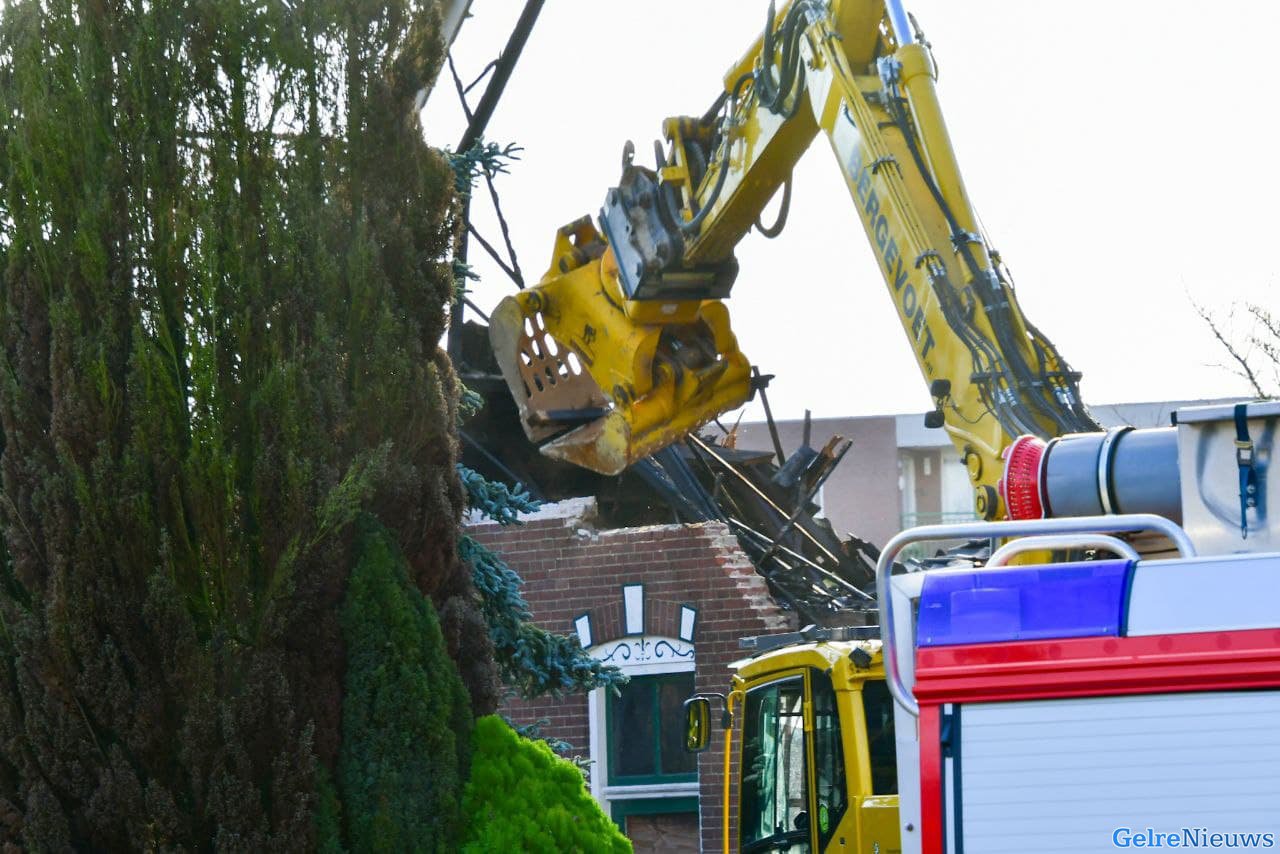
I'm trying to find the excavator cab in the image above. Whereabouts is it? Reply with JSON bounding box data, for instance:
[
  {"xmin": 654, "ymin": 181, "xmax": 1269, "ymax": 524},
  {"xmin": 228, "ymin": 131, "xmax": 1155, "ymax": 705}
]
[
  {"xmin": 684, "ymin": 628, "xmax": 902, "ymax": 853},
  {"xmin": 489, "ymin": 191, "xmax": 752, "ymax": 475}
]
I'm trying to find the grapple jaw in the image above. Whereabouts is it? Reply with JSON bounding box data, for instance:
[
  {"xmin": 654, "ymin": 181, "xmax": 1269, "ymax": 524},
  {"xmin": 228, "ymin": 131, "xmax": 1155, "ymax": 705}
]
[{"xmin": 488, "ymin": 221, "xmax": 752, "ymax": 475}]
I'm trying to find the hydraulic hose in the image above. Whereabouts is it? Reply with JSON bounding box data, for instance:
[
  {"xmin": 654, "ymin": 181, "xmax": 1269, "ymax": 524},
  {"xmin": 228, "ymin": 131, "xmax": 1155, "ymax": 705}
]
[
  {"xmin": 665, "ymin": 71, "xmax": 755, "ymax": 234},
  {"xmin": 882, "ymin": 77, "xmax": 1073, "ymax": 437},
  {"xmin": 755, "ymin": 177, "xmax": 792, "ymax": 238},
  {"xmin": 882, "ymin": 89, "xmax": 1042, "ymax": 436}
]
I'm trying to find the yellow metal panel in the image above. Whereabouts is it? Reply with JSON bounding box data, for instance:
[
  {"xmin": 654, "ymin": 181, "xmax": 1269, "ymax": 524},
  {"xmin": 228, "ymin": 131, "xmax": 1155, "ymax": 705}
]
[
  {"xmin": 490, "ymin": 234, "xmax": 751, "ymax": 474},
  {"xmin": 856, "ymin": 797, "xmax": 902, "ymax": 854}
]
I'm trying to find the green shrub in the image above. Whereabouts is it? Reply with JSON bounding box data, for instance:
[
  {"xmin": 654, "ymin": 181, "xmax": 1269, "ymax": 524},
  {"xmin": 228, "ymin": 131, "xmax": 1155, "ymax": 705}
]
[
  {"xmin": 339, "ymin": 521, "xmax": 473, "ymax": 852},
  {"xmin": 461, "ymin": 716, "xmax": 631, "ymax": 854}
]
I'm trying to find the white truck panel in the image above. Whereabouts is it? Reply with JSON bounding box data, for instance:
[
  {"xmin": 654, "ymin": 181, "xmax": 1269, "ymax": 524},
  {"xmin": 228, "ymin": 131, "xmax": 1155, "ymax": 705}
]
[
  {"xmin": 951, "ymin": 690, "xmax": 1280, "ymax": 853},
  {"xmin": 1127, "ymin": 553, "xmax": 1280, "ymax": 636}
]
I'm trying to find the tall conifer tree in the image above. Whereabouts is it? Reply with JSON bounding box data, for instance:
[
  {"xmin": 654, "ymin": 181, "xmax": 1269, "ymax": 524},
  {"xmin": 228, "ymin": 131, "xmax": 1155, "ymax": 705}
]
[
  {"xmin": 0, "ymin": 1, "xmax": 492, "ymax": 847},
  {"xmin": 0, "ymin": 1, "xmax": 623, "ymax": 847}
]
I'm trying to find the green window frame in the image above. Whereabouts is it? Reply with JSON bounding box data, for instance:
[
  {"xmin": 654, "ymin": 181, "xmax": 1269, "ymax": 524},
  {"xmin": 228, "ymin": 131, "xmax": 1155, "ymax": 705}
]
[{"xmin": 606, "ymin": 670, "xmax": 698, "ymax": 786}]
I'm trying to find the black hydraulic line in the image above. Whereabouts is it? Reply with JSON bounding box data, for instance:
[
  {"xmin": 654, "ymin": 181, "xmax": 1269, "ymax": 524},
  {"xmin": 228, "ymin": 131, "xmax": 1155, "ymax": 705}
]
[
  {"xmin": 1001, "ymin": 256, "xmax": 1097, "ymax": 431},
  {"xmin": 928, "ymin": 167, "xmax": 1078, "ymax": 434},
  {"xmin": 980, "ymin": 276, "xmax": 1077, "ymax": 433},
  {"xmin": 880, "ymin": 71, "xmax": 1064, "ymax": 437},
  {"xmin": 883, "ymin": 89, "xmax": 1045, "ymax": 437},
  {"xmin": 759, "ymin": 0, "xmax": 779, "ymax": 105},
  {"xmin": 457, "ymin": 0, "xmax": 545, "ymax": 153},
  {"xmin": 761, "ymin": 10, "xmax": 793, "ymax": 110},
  {"xmin": 672, "ymin": 0, "xmax": 814, "ymax": 241},
  {"xmin": 758, "ymin": 0, "xmax": 817, "ymax": 113},
  {"xmin": 781, "ymin": 78, "xmax": 808, "ymax": 121},
  {"xmin": 684, "ymin": 141, "xmax": 708, "ymax": 195},
  {"xmin": 699, "ymin": 89, "xmax": 730, "ymax": 127},
  {"xmin": 755, "ymin": 177, "xmax": 792, "ymax": 238},
  {"xmin": 664, "ymin": 72, "xmax": 755, "ymax": 235},
  {"xmin": 448, "ymin": 0, "xmax": 542, "ymax": 356},
  {"xmin": 772, "ymin": 11, "xmax": 811, "ymax": 116},
  {"xmin": 983, "ymin": 247, "xmax": 1092, "ymax": 432},
  {"xmin": 991, "ymin": 252, "xmax": 1095, "ymax": 431},
  {"xmin": 875, "ymin": 95, "xmax": 1006, "ymax": 388}
]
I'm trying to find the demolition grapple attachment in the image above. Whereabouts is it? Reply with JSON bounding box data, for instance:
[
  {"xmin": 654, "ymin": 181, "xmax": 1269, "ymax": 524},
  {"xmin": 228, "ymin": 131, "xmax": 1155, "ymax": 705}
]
[{"xmin": 488, "ymin": 218, "xmax": 751, "ymax": 475}]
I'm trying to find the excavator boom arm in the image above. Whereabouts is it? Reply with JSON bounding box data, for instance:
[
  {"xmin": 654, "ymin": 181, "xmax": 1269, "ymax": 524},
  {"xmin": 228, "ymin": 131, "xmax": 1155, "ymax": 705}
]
[{"xmin": 489, "ymin": 0, "xmax": 1098, "ymax": 517}]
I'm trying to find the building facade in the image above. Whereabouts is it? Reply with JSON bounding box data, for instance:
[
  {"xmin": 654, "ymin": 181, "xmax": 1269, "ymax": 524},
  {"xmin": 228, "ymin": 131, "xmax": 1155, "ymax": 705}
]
[{"xmin": 467, "ymin": 500, "xmax": 796, "ymax": 853}]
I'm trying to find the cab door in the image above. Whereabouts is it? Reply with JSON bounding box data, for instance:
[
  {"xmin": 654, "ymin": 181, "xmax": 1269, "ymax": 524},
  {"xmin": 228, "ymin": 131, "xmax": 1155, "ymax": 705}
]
[
  {"xmin": 738, "ymin": 667, "xmax": 898, "ymax": 853},
  {"xmin": 739, "ymin": 672, "xmax": 813, "ymax": 852}
]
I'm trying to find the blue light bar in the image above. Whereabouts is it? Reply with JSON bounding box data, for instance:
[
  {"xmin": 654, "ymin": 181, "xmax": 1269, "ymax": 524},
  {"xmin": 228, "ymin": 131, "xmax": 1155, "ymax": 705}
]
[{"xmin": 916, "ymin": 560, "xmax": 1134, "ymax": 647}]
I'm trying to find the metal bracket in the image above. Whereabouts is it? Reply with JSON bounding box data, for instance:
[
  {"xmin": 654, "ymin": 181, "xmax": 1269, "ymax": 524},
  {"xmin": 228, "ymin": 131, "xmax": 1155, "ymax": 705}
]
[
  {"xmin": 870, "ymin": 154, "xmax": 900, "ymax": 175},
  {"xmin": 876, "ymin": 55, "xmax": 903, "ymax": 89},
  {"xmin": 914, "ymin": 249, "xmax": 942, "ymax": 270}
]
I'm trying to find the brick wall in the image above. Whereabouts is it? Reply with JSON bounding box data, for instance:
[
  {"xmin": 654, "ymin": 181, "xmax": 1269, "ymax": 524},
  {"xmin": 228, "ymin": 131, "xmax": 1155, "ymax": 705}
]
[{"xmin": 468, "ymin": 505, "xmax": 796, "ymax": 853}]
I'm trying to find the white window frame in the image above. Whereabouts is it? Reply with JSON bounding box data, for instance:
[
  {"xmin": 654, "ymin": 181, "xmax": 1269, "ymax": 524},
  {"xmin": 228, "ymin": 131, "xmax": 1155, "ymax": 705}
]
[{"xmin": 586, "ymin": 635, "xmax": 698, "ymax": 812}]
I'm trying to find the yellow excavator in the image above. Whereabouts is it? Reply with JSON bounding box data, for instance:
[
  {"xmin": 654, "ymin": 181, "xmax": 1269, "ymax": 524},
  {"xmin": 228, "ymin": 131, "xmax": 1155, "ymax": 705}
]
[
  {"xmin": 488, "ymin": 0, "xmax": 1102, "ymax": 523},
  {"xmin": 485, "ymin": 2, "xmax": 1280, "ymax": 853}
]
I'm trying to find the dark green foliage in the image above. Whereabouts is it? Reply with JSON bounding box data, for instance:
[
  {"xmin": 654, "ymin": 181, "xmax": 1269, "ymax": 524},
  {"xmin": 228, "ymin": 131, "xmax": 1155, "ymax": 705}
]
[
  {"xmin": 0, "ymin": 0, "xmax": 493, "ymax": 848},
  {"xmin": 315, "ymin": 767, "xmax": 345, "ymax": 854},
  {"xmin": 461, "ymin": 716, "xmax": 631, "ymax": 854},
  {"xmin": 339, "ymin": 521, "xmax": 471, "ymax": 852}
]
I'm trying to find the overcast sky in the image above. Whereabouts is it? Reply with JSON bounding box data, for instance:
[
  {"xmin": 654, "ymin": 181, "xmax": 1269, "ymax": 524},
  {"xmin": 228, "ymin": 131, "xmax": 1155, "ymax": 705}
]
[{"xmin": 425, "ymin": 1, "xmax": 1277, "ymax": 422}]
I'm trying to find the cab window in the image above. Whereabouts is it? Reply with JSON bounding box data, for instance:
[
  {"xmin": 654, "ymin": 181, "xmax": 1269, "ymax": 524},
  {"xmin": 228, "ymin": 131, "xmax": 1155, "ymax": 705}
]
[
  {"xmin": 811, "ymin": 668, "xmax": 849, "ymax": 845},
  {"xmin": 862, "ymin": 679, "xmax": 898, "ymax": 795},
  {"xmin": 740, "ymin": 677, "xmax": 810, "ymax": 852}
]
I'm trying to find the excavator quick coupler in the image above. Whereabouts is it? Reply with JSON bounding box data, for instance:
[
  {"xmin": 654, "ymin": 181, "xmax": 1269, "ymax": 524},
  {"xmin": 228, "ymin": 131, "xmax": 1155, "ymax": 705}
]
[{"xmin": 488, "ymin": 217, "xmax": 752, "ymax": 475}]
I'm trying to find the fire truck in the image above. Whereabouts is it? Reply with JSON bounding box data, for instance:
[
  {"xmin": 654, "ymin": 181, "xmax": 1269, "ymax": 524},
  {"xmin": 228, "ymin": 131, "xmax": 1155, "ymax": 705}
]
[{"xmin": 684, "ymin": 401, "xmax": 1280, "ymax": 853}]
